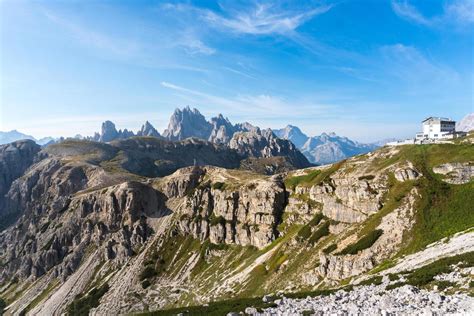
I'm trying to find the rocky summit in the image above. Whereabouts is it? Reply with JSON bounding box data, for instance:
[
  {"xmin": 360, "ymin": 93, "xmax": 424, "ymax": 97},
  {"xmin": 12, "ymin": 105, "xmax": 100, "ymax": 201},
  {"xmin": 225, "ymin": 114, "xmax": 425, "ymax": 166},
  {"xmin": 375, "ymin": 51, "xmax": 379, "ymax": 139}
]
[{"xmin": 0, "ymin": 132, "xmax": 472, "ymax": 315}]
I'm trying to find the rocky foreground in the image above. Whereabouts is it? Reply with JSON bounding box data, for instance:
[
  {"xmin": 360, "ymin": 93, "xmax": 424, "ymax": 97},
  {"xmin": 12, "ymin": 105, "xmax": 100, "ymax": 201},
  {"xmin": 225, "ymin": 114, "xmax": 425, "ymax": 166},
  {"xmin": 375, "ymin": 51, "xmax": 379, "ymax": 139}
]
[{"xmin": 252, "ymin": 284, "xmax": 474, "ymax": 315}]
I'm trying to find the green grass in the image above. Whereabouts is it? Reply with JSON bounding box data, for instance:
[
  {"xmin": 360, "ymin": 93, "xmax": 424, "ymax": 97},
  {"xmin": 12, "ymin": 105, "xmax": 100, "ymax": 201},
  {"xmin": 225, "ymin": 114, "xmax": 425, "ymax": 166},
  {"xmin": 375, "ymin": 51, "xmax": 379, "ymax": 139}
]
[
  {"xmin": 0, "ymin": 297, "xmax": 5, "ymax": 315},
  {"xmin": 211, "ymin": 182, "xmax": 226, "ymax": 191},
  {"xmin": 24, "ymin": 279, "xmax": 59, "ymax": 312},
  {"xmin": 338, "ymin": 229, "xmax": 383, "ymax": 255},
  {"xmin": 404, "ymin": 252, "xmax": 474, "ymax": 287},
  {"xmin": 323, "ymin": 244, "xmax": 337, "ymax": 254},
  {"xmin": 66, "ymin": 283, "xmax": 109, "ymax": 316},
  {"xmin": 284, "ymin": 170, "xmax": 322, "ymax": 190},
  {"xmin": 397, "ymin": 145, "xmax": 474, "ymax": 255},
  {"xmin": 359, "ymin": 275, "xmax": 383, "ymax": 286},
  {"xmin": 137, "ymin": 296, "xmax": 277, "ymax": 316},
  {"xmin": 308, "ymin": 222, "xmax": 330, "ymax": 245}
]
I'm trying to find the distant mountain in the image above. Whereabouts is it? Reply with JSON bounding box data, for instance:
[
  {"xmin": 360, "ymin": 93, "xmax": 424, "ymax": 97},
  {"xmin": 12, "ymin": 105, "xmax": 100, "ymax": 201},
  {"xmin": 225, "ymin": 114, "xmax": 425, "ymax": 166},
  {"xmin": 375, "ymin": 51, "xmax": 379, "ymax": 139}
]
[
  {"xmin": 0, "ymin": 130, "xmax": 57, "ymax": 146},
  {"xmin": 457, "ymin": 113, "xmax": 474, "ymax": 132},
  {"xmin": 0, "ymin": 130, "xmax": 36, "ymax": 145},
  {"xmin": 370, "ymin": 138, "xmax": 399, "ymax": 147},
  {"xmin": 273, "ymin": 125, "xmax": 308, "ymax": 148},
  {"xmin": 274, "ymin": 125, "xmax": 379, "ymax": 165}
]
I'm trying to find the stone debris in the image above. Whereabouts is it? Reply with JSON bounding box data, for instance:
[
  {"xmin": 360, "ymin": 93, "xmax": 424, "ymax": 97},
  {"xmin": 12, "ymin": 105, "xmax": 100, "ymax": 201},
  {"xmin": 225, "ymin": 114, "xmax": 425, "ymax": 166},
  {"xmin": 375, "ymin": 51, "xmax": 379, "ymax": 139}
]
[{"xmin": 254, "ymin": 284, "xmax": 474, "ymax": 315}]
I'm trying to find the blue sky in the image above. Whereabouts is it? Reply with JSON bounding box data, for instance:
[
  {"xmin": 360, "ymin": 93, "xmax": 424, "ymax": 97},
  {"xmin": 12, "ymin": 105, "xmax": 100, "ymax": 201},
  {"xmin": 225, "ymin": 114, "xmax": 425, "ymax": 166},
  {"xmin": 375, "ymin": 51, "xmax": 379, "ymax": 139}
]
[{"xmin": 0, "ymin": 0, "xmax": 473, "ymax": 142}]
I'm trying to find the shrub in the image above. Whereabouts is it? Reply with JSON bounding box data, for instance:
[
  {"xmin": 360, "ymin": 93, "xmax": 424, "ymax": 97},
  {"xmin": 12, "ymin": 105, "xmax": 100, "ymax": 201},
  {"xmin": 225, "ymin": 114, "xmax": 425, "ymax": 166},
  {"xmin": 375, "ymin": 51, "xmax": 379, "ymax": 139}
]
[
  {"xmin": 212, "ymin": 182, "xmax": 226, "ymax": 191},
  {"xmin": 359, "ymin": 275, "xmax": 382, "ymax": 286},
  {"xmin": 386, "ymin": 282, "xmax": 405, "ymax": 291},
  {"xmin": 436, "ymin": 281, "xmax": 455, "ymax": 290},
  {"xmin": 308, "ymin": 222, "xmax": 330, "ymax": 245},
  {"xmin": 358, "ymin": 175, "xmax": 375, "ymax": 181},
  {"xmin": 209, "ymin": 215, "xmax": 226, "ymax": 226},
  {"xmin": 338, "ymin": 229, "xmax": 383, "ymax": 255},
  {"xmin": 297, "ymin": 225, "xmax": 312, "ymax": 240},
  {"xmin": 323, "ymin": 244, "xmax": 337, "ymax": 254},
  {"xmin": 141, "ymin": 280, "xmax": 151, "ymax": 289},
  {"xmin": 0, "ymin": 298, "xmax": 6, "ymax": 315},
  {"xmin": 404, "ymin": 252, "xmax": 474, "ymax": 287},
  {"xmin": 66, "ymin": 283, "xmax": 109, "ymax": 316},
  {"xmin": 140, "ymin": 265, "xmax": 157, "ymax": 281},
  {"xmin": 388, "ymin": 273, "xmax": 399, "ymax": 281},
  {"xmin": 308, "ymin": 213, "xmax": 324, "ymax": 227}
]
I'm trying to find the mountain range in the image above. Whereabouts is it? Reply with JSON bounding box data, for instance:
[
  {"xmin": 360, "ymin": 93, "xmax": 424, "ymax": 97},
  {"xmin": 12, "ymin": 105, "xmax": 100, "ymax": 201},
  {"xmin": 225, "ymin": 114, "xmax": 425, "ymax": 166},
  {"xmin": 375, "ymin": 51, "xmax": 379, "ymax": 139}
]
[
  {"xmin": 2, "ymin": 110, "xmax": 473, "ymax": 165},
  {"xmin": 0, "ymin": 131, "xmax": 472, "ymax": 315}
]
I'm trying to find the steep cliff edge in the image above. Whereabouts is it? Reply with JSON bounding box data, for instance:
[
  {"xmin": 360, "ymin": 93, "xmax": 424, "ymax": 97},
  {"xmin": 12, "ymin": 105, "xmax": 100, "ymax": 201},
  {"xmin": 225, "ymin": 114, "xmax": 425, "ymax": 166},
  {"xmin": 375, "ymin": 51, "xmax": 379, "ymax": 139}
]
[{"xmin": 0, "ymin": 142, "xmax": 472, "ymax": 315}]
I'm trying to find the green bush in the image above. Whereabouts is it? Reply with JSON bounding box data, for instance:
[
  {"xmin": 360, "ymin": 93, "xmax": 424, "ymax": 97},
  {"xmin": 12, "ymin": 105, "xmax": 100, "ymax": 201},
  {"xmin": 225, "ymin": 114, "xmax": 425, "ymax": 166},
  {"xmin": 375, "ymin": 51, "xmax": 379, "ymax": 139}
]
[
  {"xmin": 338, "ymin": 229, "xmax": 383, "ymax": 255},
  {"xmin": 358, "ymin": 175, "xmax": 375, "ymax": 181},
  {"xmin": 212, "ymin": 182, "xmax": 226, "ymax": 191},
  {"xmin": 297, "ymin": 225, "xmax": 312, "ymax": 240},
  {"xmin": 405, "ymin": 252, "xmax": 474, "ymax": 287},
  {"xmin": 209, "ymin": 214, "xmax": 226, "ymax": 226},
  {"xmin": 0, "ymin": 297, "xmax": 6, "ymax": 315},
  {"xmin": 308, "ymin": 213, "xmax": 324, "ymax": 227},
  {"xmin": 308, "ymin": 222, "xmax": 330, "ymax": 245},
  {"xmin": 436, "ymin": 281, "xmax": 455, "ymax": 290},
  {"xmin": 359, "ymin": 275, "xmax": 382, "ymax": 286},
  {"xmin": 67, "ymin": 283, "xmax": 109, "ymax": 316},
  {"xmin": 388, "ymin": 273, "xmax": 399, "ymax": 281},
  {"xmin": 140, "ymin": 265, "xmax": 157, "ymax": 281},
  {"xmin": 385, "ymin": 282, "xmax": 405, "ymax": 291},
  {"xmin": 323, "ymin": 244, "xmax": 337, "ymax": 254}
]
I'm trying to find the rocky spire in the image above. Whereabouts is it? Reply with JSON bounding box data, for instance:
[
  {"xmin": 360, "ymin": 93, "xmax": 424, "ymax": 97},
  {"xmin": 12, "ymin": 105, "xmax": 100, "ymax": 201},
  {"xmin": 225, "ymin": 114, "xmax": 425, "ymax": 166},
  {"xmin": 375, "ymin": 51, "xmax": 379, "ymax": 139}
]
[{"xmin": 137, "ymin": 121, "xmax": 160, "ymax": 137}]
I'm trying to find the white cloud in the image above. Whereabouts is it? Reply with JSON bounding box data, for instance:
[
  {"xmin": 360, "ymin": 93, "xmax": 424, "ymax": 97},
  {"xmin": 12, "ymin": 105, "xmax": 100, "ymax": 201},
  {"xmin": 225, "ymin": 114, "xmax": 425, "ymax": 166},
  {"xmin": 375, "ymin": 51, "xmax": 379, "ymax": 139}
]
[
  {"xmin": 202, "ymin": 3, "xmax": 332, "ymax": 35},
  {"xmin": 391, "ymin": 0, "xmax": 473, "ymax": 27},
  {"xmin": 391, "ymin": 0, "xmax": 433, "ymax": 26},
  {"xmin": 445, "ymin": 0, "xmax": 474, "ymax": 24},
  {"xmin": 160, "ymin": 81, "xmax": 335, "ymax": 119}
]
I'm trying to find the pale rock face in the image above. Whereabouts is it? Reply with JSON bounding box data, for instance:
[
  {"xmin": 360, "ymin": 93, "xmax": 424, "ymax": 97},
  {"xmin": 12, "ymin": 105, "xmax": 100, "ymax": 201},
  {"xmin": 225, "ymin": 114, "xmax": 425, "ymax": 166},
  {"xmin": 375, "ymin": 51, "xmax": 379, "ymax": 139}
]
[
  {"xmin": 0, "ymin": 140, "xmax": 41, "ymax": 211},
  {"xmin": 307, "ymin": 175, "xmax": 387, "ymax": 224},
  {"xmin": 456, "ymin": 113, "xmax": 474, "ymax": 132},
  {"xmin": 394, "ymin": 168, "xmax": 421, "ymax": 182},
  {"xmin": 174, "ymin": 169, "xmax": 286, "ymax": 249},
  {"xmin": 162, "ymin": 106, "xmax": 212, "ymax": 141},
  {"xmin": 433, "ymin": 162, "xmax": 474, "ymax": 184},
  {"xmin": 137, "ymin": 121, "xmax": 160, "ymax": 138},
  {"xmin": 318, "ymin": 188, "xmax": 418, "ymax": 280},
  {"xmin": 229, "ymin": 128, "xmax": 311, "ymax": 169},
  {"xmin": 273, "ymin": 125, "xmax": 309, "ymax": 148}
]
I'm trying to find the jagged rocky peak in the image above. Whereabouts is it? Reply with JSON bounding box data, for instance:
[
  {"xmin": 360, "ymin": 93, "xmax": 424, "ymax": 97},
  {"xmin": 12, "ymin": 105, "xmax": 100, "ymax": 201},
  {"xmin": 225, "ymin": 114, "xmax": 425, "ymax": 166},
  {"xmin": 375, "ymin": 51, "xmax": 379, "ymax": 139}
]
[
  {"xmin": 0, "ymin": 140, "xmax": 41, "ymax": 208},
  {"xmin": 456, "ymin": 113, "xmax": 474, "ymax": 132},
  {"xmin": 162, "ymin": 106, "xmax": 212, "ymax": 141},
  {"xmin": 229, "ymin": 128, "xmax": 311, "ymax": 169},
  {"xmin": 274, "ymin": 124, "xmax": 309, "ymax": 148},
  {"xmin": 137, "ymin": 121, "xmax": 160, "ymax": 137},
  {"xmin": 208, "ymin": 114, "xmax": 236, "ymax": 144},
  {"xmin": 99, "ymin": 120, "xmax": 119, "ymax": 142}
]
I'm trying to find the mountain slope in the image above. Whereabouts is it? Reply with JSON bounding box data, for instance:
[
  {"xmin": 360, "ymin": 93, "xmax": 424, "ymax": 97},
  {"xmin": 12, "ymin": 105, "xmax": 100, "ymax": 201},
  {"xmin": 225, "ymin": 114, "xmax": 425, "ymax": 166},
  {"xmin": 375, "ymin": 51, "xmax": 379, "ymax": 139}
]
[
  {"xmin": 275, "ymin": 125, "xmax": 379, "ymax": 165},
  {"xmin": 457, "ymin": 113, "xmax": 474, "ymax": 132},
  {"xmin": 0, "ymin": 138, "xmax": 472, "ymax": 315}
]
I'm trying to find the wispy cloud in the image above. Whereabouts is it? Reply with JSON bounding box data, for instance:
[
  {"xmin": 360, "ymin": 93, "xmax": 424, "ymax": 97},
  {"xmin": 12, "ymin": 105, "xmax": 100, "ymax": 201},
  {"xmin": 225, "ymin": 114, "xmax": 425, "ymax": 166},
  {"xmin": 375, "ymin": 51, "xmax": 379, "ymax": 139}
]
[
  {"xmin": 391, "ymin": 0, "xmax": 434, "ymax": 26},
  {"xmin": 391, "ymin": 0, "xmax": 473, "ymax": 27},
  {"xmin": 380, "ymin": 44, "xmax": 460, "ymax": 91},
  {"xmin": 43, "ymin": 10, "xmax": 140, "ymax": 58},
  {"xmin": 202, "ymin": 3, "xmax": 332, "ymax": 35},
  {"xmin": 160, "ymin": 81, "xmax": 335, "ymax": 119}
]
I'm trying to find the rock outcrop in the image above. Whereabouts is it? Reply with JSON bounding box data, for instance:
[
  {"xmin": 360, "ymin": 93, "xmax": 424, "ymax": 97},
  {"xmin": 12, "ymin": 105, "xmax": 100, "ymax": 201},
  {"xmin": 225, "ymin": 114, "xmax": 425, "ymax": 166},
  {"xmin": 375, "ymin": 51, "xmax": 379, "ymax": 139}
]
[
  {"xmin": 162, "ymin": 106, "xmax": 212, "ymax": 141},
  {"xmin": 433, "ymin": 162, "xmax": 474, "ymax": 184},
  {"xmin": 136, "ymin": 121, "xmax": 161, "ymax": 138},
  {"xmin": 0, "ymin": 140, "xmax": 41, "ymax": 217},
  {"xmin": 229, "ymin": 128, "xmax": 311, "ymax": 169}
]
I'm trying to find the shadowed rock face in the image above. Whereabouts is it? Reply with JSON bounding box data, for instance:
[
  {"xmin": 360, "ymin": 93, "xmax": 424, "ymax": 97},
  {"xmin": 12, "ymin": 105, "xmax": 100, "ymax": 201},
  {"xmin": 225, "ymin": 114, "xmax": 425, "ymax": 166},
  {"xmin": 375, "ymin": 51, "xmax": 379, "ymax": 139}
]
[
  {"xmin": 162, "ymin": 106, "xmax": 213, "ymax": 141},
  {"xmin": 0, "ymin": 140, "xmax": 41, "ymax": 215}
]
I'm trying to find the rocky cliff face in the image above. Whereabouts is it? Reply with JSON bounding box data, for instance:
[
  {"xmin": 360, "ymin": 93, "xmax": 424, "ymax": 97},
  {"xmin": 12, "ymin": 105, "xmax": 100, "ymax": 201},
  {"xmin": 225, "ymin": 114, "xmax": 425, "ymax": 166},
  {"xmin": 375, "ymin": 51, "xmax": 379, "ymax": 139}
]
[
  {"xmin": 162, "ymin": 106, "xmax": 212, "ymax": 141},
  {"xmin": 229, "ymin": 128, "xmax": 311, "ymax": 169},
  {"xmin": 0, "ymin": 141, "xmax": 472, "ymax": 315},
  {"xmin": 0, "ymin": 140, "xmax": 41, "ymax": 219},
  {"xmin": 136, "ymin": 121, "xmax": 161, "ymax": 138},
  {"xmin": 456, "ymin": 113, "xmax": 474, "ymax": 132},
  {"xmin": 274, "ymin": 125, "xmax": 379, "ymax": 165}
]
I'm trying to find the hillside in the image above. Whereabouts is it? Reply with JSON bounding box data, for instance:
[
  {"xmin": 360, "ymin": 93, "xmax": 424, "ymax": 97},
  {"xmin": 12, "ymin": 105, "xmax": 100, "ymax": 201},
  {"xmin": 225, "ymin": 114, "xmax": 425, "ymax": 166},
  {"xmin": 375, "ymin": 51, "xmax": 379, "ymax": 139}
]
[{"xmin": 0, "ymin": 139, "xmax": 473, "ymax": 315}]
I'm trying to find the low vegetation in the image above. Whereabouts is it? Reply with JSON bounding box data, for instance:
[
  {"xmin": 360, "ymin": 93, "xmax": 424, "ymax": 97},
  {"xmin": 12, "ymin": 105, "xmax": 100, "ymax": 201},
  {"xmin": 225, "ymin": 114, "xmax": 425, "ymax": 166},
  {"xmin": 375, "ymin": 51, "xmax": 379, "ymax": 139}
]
[
  {"xmin": 66, "ymin": 283, "xmax": 109, "ymax": 316},
  {"xmin": 337, "ymin": 229, "xmax": 383, "ymax": 255}
]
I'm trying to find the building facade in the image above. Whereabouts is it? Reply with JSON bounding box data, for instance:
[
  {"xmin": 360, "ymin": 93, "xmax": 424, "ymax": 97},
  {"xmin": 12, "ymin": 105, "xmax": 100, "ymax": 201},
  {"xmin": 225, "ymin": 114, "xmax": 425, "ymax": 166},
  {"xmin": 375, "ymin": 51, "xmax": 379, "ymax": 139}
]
[{"xmin": 416, "ymin": 117, "xmax": 457, "ymax": 140}]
